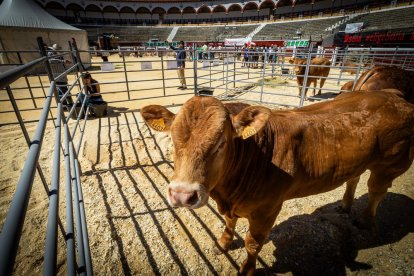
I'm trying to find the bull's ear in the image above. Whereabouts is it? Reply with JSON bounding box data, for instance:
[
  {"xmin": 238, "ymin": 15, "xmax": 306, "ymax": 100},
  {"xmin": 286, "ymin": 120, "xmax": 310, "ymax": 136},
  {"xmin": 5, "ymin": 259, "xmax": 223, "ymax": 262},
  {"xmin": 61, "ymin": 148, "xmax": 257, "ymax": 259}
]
[
  {"xmin": 231, "ymin": 106, "xmax": 271, "ymax": 139},
  {"xmin": 140, "ymin": 105, "xmax": 175, "ymax": 132}
]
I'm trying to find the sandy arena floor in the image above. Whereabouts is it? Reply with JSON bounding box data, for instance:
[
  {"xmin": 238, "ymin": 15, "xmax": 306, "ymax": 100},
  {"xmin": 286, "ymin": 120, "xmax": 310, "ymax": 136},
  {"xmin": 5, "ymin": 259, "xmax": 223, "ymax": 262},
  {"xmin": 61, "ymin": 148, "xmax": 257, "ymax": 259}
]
[{"xmin": 0, "ymin": 54, "xmax": 413, "ymax": 275}]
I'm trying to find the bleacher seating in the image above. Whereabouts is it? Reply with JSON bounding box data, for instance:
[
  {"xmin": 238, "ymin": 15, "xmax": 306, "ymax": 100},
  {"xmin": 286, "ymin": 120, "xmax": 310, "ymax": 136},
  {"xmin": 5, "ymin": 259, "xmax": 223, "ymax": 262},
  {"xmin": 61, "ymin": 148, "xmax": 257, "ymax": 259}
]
[
  {"xmin": 173, "ymin": 24, "xmax": 259, "ymax": 42},
  {"xmin": 254, "ymin": 17, "xmax": 345, "ymax": 40},
  {"xmin": 84, "ymin": 26, "xmax": 173, "ymax": 44},
  {"xmin": 343, "ymin": 6, "xmax": 414, "ymax": 31},
  {"xmin": 76, "ymin": 4, "xmax": 414, "ymax": 45}
]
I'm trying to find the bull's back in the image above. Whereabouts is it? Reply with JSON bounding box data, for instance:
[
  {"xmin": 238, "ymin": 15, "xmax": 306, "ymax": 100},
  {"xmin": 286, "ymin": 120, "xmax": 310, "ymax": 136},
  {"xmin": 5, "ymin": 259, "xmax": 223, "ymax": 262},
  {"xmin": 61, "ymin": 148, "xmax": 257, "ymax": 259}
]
[
  {"xmin": 309, "ymin": 58, "xmax": 331, "ymax": 77},
  {"xmin": 282, "ymin": 92, "xmax": 414, "ymax": 197},
  {"xmin": 355, "ymin": 66, "xmax": 414, "ymax": 103}
]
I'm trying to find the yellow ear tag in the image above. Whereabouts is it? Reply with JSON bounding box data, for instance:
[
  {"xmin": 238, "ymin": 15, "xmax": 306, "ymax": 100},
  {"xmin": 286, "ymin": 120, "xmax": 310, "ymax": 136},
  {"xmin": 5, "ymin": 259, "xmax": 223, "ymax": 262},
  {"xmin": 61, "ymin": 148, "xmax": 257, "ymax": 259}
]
[
  {"xmin": 241, "ymin": 126, "xmax": 256, "ymax": 139},
  {"xmin": 151, "ymin": 118, "xmax": 166, "ymax": 131}
]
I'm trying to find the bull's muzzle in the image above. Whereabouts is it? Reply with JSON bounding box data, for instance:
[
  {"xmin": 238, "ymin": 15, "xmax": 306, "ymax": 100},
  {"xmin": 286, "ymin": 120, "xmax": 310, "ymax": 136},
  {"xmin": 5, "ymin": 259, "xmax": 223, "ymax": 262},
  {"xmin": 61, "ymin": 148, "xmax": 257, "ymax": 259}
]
[{"xmin": 167, "ymin": 181, "xmax": 208, "ymax": 209}]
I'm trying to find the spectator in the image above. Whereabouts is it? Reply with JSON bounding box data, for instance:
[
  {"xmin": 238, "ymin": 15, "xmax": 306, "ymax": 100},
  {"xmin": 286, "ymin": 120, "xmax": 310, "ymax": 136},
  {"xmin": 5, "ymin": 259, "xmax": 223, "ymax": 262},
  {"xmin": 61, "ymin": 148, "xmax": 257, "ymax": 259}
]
[
  {"xmin": 81, "ymin": 72, "xmax": 107, "ymax": 117},
  {"xmin": 81, "ymin": 72, "xmax": 104, "ymax": 103},
  {"xmin": 197, "ymin": 45, "xmax": 203, "ymax": 62},
  {"xmin": 202, "ymin": 43, "xmax": 208, "ymax": 60},
  {"xmin": 47, "ymin": 43, "xmax": 74, "ymax": 107},
  {"xmin": 167, "ymin": 40, "xmax": 187, "ymax": 90},
  {"xmin": 242, "ymin": 44, "xmax": 249, "ymax": 67}
]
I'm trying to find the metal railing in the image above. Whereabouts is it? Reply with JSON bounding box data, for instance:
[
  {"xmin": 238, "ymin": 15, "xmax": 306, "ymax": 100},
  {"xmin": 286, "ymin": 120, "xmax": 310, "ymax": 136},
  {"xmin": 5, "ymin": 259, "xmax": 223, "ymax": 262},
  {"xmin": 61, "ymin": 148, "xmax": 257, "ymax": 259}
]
[
  {"xmin": 0, "ymin": 37, "xmax": 92, "ymax": 275},
  {"xmin": 193, "ymin": 46, "xmax": 414, "ymax": 107}
]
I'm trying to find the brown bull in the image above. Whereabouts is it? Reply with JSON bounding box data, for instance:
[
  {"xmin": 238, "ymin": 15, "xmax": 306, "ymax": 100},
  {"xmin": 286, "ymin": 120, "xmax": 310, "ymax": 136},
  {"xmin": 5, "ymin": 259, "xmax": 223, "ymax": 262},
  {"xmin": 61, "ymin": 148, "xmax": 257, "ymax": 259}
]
[
  {"xmin": 289, "ymin": 57, "xmax": 331, "ymax": 97},
  {"xmin": 340, "ymin": 66, "xmax": 414, "ymax": 103},
  {"xmin": 141, "ymin": 94, "xmax": 414, "ymax": 275}
]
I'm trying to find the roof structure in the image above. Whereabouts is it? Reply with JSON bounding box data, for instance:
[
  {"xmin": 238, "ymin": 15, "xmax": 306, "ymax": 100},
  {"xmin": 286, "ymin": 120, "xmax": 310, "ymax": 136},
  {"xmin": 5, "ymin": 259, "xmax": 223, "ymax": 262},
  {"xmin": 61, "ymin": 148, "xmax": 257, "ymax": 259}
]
[{"xmin": 0, "ymin": 0, "xmax": 81, "ymax": 31}]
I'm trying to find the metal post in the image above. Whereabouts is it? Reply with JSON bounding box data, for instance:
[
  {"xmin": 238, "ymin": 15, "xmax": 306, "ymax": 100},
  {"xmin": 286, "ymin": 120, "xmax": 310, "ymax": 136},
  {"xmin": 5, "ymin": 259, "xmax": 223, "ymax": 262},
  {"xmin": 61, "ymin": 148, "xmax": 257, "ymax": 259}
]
[
  {"xmin": 209, "ymin": 56, "xmax": 212, "ymax": 88},
  {"xmin": 0, "ymin": 83, "xmax": 55, "ymax": 276},
  {"xmin": 43, "ymin": 103, "xmax": 62, "ymax": 276},
  {"xmin": 71, "ymin": 38, "xmax": 86, "ymax": 71},
  {"xmin": 37, "ymin": 37, "xmax": 61, "ymax": 105},
  {"xmin": 122, "ymin": 53, "xmax": 131, "ymax": 100},
  {"xmin": 193, "ymin": 49, "xmax": 198, "ymax": 96},
  {"xmin": 222, "ymin": 58, "xmax": 225, "ymax": 85},
  {"xmin": 260, "ymin": 57, "xmax": 266, "ymax": 103},
  {"xmin": 225, "ymin": 52, "xmax": 230, "ymax": 98},
  {"xmin": 299, "ymin": 50, "xmax": 312, "ymax": 107},
  {"xmin": 17, "ymin": 52, "xmax": 37, "ymax": 109},
  {"xmin": 351, "ymin": 53, "xmax": 365, "ymax": 91},
  {"xmin": 233, "ymin": 53, "xmax": 236, "ymax": 88},
  {"xmin": 161, "ymin": 54, "xmax": 166, "ymax": 96},
  {"xmin": 337, "ymin": 47, "xmax": 347, "ymax": 85}
]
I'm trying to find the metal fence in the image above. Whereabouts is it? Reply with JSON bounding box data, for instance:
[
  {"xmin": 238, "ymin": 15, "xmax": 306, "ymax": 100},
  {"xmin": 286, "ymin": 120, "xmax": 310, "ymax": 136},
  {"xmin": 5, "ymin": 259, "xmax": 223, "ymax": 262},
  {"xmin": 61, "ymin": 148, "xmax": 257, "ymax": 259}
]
[
  {"xmin": 194, "ymin": 46, "xmax": 414, "ymax": 108},
  {"xmin": 1, "ymin": 41, "xmax": 413, "ymax": 275},
  {"xmin": 0, "ymin": 37, "xmax": 92, "ymax": 275}
]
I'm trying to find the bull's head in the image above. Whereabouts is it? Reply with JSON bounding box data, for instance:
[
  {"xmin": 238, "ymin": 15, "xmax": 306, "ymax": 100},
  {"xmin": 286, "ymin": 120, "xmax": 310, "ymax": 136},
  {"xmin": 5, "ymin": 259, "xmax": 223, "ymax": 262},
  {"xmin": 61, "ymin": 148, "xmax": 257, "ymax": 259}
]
[
  {"xmin": 141, "ymin": 96, "xmax": 271, "ymax": 209},
  {"xmin": 289, "ymin": 57, "xmax": 307, "ymax": 75}
]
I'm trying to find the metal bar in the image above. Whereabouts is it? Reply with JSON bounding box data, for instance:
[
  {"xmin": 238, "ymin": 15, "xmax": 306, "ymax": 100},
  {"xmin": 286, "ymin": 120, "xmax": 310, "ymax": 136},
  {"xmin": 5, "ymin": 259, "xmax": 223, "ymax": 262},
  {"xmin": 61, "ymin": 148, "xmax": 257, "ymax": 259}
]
[
  {"xmin": 233, "ymin": 56, "xmax": 236, "ymax": 88},
  {"xmin": 260, "ymin": 59, "xmax": 266, "ymax": 103},
  {"xmin": 161, "ymin": 54, "xmax": 166, "ymax": 97},
  {"xmin": 0, "ymin": 82, "xmax": 55, "ymax": 275},
  {"xmin": 63, "ymin": 116, "xmax": 76, "ymax": 276},
  {"xmin": 69, "ymin": 135, "xmax": 86, "ymax": 275},
  {"xmin": 43, "ymin": 103, "xmax": 62, "ymax": 276},
  {"xmin": 0, "ymin": 56, "xmax": 47, "ymax": 89},
  {"xmin": 122, "ymin": 54, "xmax": 131, "ymax": 100},
  {"xmin": 225, "ymin": 52, "xmax": 229, "ymax": 99},
  {"xmin": 74, "ymin": 155, "xmax": 93, "ymax": 276},
  {"xmin": 299, "ymin": 51, "xmax": 312, "ymax": 107},
  {"xmin": 16, "ymin": 52, "xmax": 38, "ymax": 109},
  {"xmin": 76, "ymin": 105, "xmax": 90, "ymax": 155},
  {"xmin": 351, "ymin": 54, "xmax": 365, "ymax": 91},
  {"xmin": 193, "ymin": 51, "xmax": 198, "ymax": 95}
]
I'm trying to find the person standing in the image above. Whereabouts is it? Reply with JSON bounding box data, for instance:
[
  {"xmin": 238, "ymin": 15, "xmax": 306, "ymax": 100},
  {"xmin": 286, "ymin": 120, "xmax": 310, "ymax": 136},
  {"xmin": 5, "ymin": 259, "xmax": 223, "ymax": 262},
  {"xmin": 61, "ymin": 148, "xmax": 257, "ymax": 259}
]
[
  {"xmin": 167, "ymin": 40, "xmax": 187, "ymax": 90},
  {"xmin": 47, "ymin": 43, "xmax": 74, "ymax": 107},
  {"xmin": 202, "ymin": 43, "xmax": 208, "ymax": 61}
]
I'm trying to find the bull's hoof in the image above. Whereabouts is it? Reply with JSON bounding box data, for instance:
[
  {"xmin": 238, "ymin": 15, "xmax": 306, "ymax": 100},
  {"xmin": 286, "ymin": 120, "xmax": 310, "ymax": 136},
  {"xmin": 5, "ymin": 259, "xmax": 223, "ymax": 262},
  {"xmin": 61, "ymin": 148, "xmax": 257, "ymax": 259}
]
[
  {"xmin": 213, "ymin": 240, "xmax": 230, "ymax": 255},
  {"xmin": 239, "ymin": 259, "xmax": 256, "ymax": 276}
]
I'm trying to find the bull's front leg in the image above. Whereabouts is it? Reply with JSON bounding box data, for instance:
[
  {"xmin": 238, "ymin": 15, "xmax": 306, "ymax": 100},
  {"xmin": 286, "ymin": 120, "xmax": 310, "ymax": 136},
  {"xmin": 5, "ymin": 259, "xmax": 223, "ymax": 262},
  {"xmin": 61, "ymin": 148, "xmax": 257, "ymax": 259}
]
[
  {"xmin": 214, "ymin": 215, "xmax": 238, "ymax": 254},
  {"xmin": 240, "ymin": 206, "xmax": 281, "ymax": 275},
  {"xmin": 297, "ymin": 78, "xmax": 303, "ymax": 97}
]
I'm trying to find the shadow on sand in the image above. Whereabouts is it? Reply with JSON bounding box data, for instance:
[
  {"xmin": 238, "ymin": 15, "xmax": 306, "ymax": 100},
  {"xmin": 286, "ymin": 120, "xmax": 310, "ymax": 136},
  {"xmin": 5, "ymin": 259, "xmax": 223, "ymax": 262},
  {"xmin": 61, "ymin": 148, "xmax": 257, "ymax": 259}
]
[{"xmin": 256, "ymin": 192, "xmax": 414, "ymax": 275}]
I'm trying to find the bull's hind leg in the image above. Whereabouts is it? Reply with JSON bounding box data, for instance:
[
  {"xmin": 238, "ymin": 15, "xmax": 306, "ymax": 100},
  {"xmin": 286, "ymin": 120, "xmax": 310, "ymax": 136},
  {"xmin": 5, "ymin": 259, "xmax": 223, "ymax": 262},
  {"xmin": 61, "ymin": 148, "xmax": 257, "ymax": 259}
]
[
  {"xmin": 214, "ymin": 215, "xmax": 238, "ymax": 255},
  {"xmin": 363, "ymin": 145, "xmax": 414, "ymax": 226},
  {"xmin": 362, "ymin": 173, "xmax": 393, "ymax": 227},
  {"xmin": 340, "ymin": 176, "xmax": 360, "ymax": 213}
]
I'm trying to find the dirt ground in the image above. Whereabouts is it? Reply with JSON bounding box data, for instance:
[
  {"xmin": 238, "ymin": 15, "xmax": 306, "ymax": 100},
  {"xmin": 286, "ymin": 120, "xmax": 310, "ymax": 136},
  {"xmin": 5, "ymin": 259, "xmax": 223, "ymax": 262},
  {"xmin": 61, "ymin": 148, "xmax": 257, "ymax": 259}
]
[{"xmin": 0, "ymin": 54, "xmax": 413, "ymax": 275}]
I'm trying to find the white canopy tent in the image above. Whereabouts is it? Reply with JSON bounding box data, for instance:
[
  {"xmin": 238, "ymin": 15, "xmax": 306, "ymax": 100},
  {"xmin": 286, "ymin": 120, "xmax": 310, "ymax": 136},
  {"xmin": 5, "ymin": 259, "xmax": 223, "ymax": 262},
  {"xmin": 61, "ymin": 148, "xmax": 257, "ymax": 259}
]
[{"xmin": 0, "ymin": 0, "xmax": 90, "ymax": 67}]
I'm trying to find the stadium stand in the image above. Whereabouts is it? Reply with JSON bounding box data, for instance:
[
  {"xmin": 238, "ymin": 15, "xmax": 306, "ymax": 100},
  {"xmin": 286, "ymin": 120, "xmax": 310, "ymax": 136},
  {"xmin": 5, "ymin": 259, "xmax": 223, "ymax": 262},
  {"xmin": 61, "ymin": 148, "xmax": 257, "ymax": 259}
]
[{"xmin": 342, "ymin": 6, "xmax": 414, "ymax": 31}]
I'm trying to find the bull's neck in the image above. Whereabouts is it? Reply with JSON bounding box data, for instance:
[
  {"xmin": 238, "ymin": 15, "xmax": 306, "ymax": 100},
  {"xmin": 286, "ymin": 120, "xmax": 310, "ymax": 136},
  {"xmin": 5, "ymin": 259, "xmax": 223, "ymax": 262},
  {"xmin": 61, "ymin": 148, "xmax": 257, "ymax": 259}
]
[{"xmin": 211, "ymin": 126, "xmax": 282, "ymax": 216}]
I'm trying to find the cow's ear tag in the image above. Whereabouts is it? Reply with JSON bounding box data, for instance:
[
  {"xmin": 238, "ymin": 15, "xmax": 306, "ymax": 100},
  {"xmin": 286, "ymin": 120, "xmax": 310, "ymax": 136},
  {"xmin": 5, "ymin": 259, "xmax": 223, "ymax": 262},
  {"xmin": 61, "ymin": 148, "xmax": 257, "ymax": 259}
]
[
  {"xmin": 150, "ymin": 118, "xmax": 166, "ymax": 131},
  {"xmin": 241, "ymin": 126, "xmax": 256, "ymax": 139}
]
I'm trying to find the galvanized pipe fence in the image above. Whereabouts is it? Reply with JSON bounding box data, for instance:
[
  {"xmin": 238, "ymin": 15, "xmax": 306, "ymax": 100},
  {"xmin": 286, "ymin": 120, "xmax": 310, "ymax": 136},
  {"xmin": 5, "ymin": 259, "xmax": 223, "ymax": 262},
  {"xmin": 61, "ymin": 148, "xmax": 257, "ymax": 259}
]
[
  {"xmin": 1, "ymin": 41, "xmax": 414, "ymax": 275},
  {"xmin": 0, "ymin": 38, "xmax": 93, "ymax": 275}
]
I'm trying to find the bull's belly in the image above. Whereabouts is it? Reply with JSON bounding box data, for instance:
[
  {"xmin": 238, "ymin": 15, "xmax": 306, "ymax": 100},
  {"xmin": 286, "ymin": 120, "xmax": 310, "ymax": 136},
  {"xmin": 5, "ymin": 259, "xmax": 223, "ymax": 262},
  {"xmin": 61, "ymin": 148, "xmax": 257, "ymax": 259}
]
[{"xmin": 284, "ymin": 174, "xmax": 361, "ymax": 200}]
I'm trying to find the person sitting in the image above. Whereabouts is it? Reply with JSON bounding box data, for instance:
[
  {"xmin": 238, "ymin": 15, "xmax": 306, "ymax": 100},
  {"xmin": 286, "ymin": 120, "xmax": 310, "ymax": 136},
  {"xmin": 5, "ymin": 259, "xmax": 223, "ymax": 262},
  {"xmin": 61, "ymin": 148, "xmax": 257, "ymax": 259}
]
[{"xmin": 81, "ymin": 72, "xmax": 107, "ymax": 117}]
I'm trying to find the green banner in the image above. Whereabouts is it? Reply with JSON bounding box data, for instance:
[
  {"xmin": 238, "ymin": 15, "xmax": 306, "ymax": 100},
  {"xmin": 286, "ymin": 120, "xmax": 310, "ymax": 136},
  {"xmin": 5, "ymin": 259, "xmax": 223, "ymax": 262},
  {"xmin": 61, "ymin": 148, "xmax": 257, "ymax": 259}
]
[
  {"xmin": 144, "ymin": 42, "xmax": 179, "ymax": 47},
  {"xmin": 285, "ymin": 40, "xmax": 309, "ymax": 48}
]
